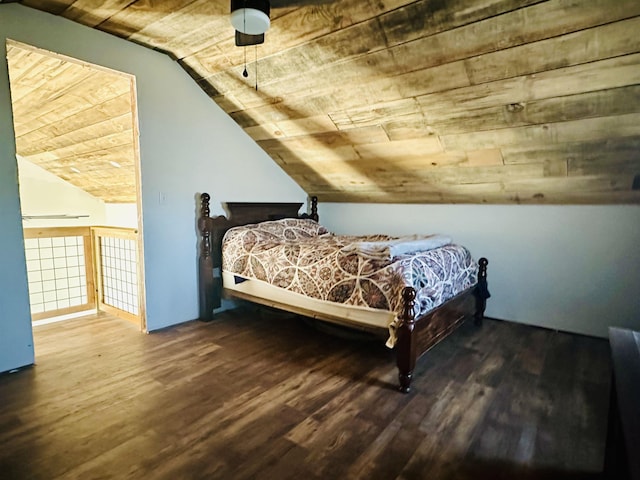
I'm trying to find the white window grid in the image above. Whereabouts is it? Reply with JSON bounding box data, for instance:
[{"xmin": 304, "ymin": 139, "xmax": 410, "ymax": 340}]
[
  {"xmin": 100, "ymin": 236, "xmax": 138, "ymax": 315},
  {"xmin": 24, "ymin": 236, "xmax": 88, "ymax": 314}
]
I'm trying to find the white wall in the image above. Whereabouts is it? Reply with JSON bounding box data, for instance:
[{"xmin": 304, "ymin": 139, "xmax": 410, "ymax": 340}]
[
  {"xmin": 0, "ymin": 4, "xmax": 305, "ymax": 367},
  {"xmin": 17, "ymin": 155, "xmax": 107, "ymax": 228},
  {"xmin": 104, "ymin": 203, "xmax": 138, "ymax": 228},
  {"xmin": 0, "ymin": 45, "xmax": 34, "ymax": 372},
  {"xmin": 17, "ymin": 155, "xmax": 139, "ymax": 229},
  {"xmin": 318, "ymin": 203, "xmax": 640, "ymax": 338}
]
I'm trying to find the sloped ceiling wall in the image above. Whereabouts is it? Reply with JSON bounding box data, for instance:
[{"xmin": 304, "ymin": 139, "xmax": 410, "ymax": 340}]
[{"xmin": 14, "ymin": 0, "xmax": 640, "ymax": 204}]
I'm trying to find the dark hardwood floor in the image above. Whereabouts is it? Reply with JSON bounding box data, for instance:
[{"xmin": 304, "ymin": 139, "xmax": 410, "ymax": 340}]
[{"xmin": 0, "ymin": 308, "xmax": 611, "ymax": 480}]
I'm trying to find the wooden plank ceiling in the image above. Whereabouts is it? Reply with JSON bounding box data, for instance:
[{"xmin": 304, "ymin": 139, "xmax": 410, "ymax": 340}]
[
  {"xmin": 7, "ymin": 40, "xmax": 137, "ymax": 203},
  {"xmin": 13, "ymin": 0, "xmax": 640, "ymax": 204}
]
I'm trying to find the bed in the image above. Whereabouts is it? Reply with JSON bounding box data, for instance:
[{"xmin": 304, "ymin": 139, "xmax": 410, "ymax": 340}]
[{"xmin": 197, "ymin": 193, "xmax": 490, "ymax": 393}]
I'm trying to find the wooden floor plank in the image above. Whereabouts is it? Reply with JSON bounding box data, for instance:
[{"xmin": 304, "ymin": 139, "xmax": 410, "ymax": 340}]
[{"xmin": 0, "ymin": 308, "xmax": 610, "ymax": 479}]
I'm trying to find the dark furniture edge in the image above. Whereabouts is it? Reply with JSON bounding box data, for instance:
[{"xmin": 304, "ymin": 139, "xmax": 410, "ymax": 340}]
[{"xmin": 605, "ymin": 327, "xmax": 640, "ymax": 480}]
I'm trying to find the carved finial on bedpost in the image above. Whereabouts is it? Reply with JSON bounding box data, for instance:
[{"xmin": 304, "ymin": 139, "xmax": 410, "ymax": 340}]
[
  {"xmin": 478, "ymin": 257, "xmax": 488, "ymax": 281},
  {"xmin": 201, "ymin": 192, "xmax": 210, "ymax": 218},
  {"xmin": 397, "ymin": 286, "xmax": 417, "ymax": 394},
  {"xmin": 198, "ymin": 193, "xmax": 215, "ymax": 322},
  {"xmin": 401, "ymin": 287, "xmax": 416, "ymax": 326},
  {"xmin": 310, "ymin": 196, "xmax": 319, "ymax": 222},
  {"xmin": 198, "ymin": 193, "xmax": 212, "ymax": 259},
  {"xmin": 474, "ymin": 257, "xmax": 490, "ymax": 326}
]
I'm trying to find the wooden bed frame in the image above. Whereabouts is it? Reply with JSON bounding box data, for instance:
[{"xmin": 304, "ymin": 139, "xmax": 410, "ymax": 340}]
[{"xmin": 197, "ymin": 193, "xmax": 490, "ymax": 393}]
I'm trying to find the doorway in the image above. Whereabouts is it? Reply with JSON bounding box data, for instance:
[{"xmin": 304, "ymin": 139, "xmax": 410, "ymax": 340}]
[{"xmin": 6, "ymin": 39, "xmax": 146, "ymax": 332}]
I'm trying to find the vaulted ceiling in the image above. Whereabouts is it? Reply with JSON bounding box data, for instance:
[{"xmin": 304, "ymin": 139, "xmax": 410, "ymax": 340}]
[
  {"xmin": 12, "ymin": 0, "xmax": 640, "ymax": 204},
  {"xmin": 7, "ymin": 40, "xmax": 137, "ymax": 203}
]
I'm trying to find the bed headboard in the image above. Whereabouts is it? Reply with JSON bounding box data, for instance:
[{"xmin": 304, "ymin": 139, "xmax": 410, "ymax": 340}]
[{"xmin": 197, "ymin": 193, "xmax": 319, "ymax": 321}]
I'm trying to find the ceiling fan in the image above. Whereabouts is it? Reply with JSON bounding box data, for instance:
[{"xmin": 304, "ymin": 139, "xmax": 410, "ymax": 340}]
[
  {"xmin": 230, "ymin": 0, "xmax": 334, "ymax": 86},
  {"xmin": 230, "ymin": 0, "xmax": 270, "ymax": 47},
  {"xmin": 230, "ymin": 0, "xmax": 334, "ymax": 47}
]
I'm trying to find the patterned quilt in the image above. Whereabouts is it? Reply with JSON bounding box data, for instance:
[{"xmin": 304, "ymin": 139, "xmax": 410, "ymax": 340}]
[{"xmin": 222, "ymin": 218, "xmax": 478, "ymax": 320}]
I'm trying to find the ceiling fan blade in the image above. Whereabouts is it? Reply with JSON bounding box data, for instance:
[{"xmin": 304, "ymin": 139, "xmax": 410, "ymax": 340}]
[{"xmin": 235, "ymin": 30, "xmax": 265, "ymax": 46}]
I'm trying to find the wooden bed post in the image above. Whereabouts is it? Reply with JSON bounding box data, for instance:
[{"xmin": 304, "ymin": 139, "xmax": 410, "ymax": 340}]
[
  {"xmin": 197, "ymin": 193, "xmax": 306, "ymax": 321},
  {"xmin": 396, "ymin": 287, "xmax": 417, "ymax": 393},
  {"xmin": 474, "ymin": 257, "xmax": 490, "ymax": 325},
  {"xmin": 309, "ymin": 196, "xmax": 319, "ymax": 222},
  {"xmin": 198, "ymin": 193, "xmax": 216, "ymax": 321},
  {"xmin": 396, "ymin": 258, "xmax": 490, "ymax": 393}
]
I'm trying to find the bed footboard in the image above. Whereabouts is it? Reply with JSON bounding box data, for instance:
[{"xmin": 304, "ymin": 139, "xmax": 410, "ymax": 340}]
[{"xmin": 396, "ymin": 257, "xmax": 490, "ymax": 393}]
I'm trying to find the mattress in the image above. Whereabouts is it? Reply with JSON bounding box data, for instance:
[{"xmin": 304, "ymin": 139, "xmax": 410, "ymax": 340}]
[
  {"xmin": 222, "ymin": 270, "xmax": 396, "ymax": 331},
  {"xmin": 221, "ymin": 218, "xmax": 478, "ymax": 334}
]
